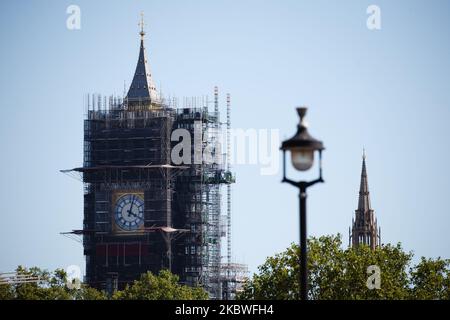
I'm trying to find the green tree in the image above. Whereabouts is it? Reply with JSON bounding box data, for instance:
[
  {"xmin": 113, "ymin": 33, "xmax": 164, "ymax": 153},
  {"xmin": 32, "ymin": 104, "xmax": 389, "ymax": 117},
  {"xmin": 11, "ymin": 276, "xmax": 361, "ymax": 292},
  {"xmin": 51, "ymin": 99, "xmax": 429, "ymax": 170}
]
[
  {"xmin": 72, "ymin": 285, "xmax": 108, "ymax": 300},
  {"xmin": 1, "ymin": 266, "xmax": 204, "ymax": 300},
  {"xmin": 113, "ymin": 269, "xmax": 208, "ymax": 300},
  {"xmin": 0, "ymin": 282, "xmax": 14, "ymax": 300},
  {"xmin": 1, "ymin": 266, "xmax": 107, "ymax": 300},
  {"xmin": 238, "ymin": 234, "xmax": 449, "ymax": 300},
  {"xmin": 409, "ymin": 257, "xmax": 450, "ymax": 300}
]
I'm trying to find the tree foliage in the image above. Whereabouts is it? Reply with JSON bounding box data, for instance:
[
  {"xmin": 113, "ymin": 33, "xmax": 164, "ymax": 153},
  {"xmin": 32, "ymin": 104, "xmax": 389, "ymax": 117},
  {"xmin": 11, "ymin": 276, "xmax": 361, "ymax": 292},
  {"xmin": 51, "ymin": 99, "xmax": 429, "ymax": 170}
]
[
  {"xmin": 2, "ymin": 236, "xmax": 447, "ymax": 300},
  {"xmin": 112, "ymin": 269, "xmax": 208, "ymax": 300},
  {"xmin": 0, "ymin": 266, "xmax": 207, "ymax": 300},
  {"xmin": 238, "ymin": 235, "xmax": 450, "ymax": 300},
  {"xmin": 0, "ymin": 266, "xmax": 107, "ymax": 300},
  {"xmin": 410, "ymin": 257, "xmax": 450, "ymax": 300}
]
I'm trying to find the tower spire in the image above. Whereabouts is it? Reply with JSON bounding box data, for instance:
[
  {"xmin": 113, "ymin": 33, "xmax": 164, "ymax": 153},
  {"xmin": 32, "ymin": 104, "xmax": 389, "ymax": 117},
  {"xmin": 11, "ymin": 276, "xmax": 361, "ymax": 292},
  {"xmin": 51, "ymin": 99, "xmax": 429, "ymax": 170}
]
[
  {"xmin": 358, "ymin": 149, "xmax": 370, "ymax": 212},
  {"xmin": 126, "ymin": 12, "xmax": 160, "ymax": 105},
  {"xmin": 350, "ymin": 150, "xmax": 380, "ymax": 250}
]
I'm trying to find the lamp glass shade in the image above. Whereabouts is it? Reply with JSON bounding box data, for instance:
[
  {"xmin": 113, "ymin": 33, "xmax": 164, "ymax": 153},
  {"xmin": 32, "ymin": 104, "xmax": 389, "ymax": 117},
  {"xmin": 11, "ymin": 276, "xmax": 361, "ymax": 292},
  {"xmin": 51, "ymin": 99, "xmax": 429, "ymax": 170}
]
[{"xmin": 291, "ymin": 148, "xmax": 314, "ymax": 171}]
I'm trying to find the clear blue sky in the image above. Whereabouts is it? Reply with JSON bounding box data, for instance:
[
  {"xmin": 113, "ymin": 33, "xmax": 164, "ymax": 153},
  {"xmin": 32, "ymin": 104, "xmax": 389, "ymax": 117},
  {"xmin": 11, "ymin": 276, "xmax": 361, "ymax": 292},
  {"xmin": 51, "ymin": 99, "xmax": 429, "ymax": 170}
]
[{"xmin": 0, "ymin": 0, "xmax": 449, "ymax": 276}]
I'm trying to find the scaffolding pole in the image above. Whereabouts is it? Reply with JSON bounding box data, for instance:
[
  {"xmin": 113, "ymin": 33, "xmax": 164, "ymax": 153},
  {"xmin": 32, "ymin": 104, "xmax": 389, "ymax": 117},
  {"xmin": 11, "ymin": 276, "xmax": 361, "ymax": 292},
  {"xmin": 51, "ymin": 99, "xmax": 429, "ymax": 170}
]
[{"xmin": 226, "ymin": 93, "xmax": 232, "ymax": 299}]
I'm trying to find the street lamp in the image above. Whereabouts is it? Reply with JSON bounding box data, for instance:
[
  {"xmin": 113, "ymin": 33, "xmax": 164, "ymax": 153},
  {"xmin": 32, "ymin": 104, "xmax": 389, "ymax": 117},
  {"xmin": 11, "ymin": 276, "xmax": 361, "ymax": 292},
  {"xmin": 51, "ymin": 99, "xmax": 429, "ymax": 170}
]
[{"xmin": 280, "ymin": 107, "xmax": 325, "ymax": 300}]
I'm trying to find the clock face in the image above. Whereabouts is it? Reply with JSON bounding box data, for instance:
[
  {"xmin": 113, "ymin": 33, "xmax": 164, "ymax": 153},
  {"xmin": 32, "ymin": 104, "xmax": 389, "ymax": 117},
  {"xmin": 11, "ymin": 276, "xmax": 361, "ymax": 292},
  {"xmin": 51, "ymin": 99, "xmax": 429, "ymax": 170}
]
[{"xmin": 114, "ymin": 194, "xmax": 144, "ymax": 231}]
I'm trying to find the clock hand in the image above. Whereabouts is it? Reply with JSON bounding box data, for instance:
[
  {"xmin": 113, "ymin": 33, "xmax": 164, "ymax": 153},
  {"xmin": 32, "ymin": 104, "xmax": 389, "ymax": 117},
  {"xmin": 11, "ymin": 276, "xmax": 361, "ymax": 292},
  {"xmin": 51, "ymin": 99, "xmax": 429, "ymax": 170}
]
[
  {"xmin": 128, "ymin": 211, "xmax": 137, "ymax": 218},
  {"xmin": 129, "ymin": 195, "xmax": 135, "ymax": 211},
  {"xmin": 127, "ymin": 195, "xmax": 136, "ymax": 217}
]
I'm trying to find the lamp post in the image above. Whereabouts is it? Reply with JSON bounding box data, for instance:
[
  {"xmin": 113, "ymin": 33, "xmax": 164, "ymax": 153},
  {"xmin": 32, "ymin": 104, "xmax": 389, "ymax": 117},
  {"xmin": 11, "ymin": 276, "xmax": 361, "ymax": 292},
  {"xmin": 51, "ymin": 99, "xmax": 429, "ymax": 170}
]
[{"xmin": 280, "ymin": 107, "xmax": 325, "ymax": 300}]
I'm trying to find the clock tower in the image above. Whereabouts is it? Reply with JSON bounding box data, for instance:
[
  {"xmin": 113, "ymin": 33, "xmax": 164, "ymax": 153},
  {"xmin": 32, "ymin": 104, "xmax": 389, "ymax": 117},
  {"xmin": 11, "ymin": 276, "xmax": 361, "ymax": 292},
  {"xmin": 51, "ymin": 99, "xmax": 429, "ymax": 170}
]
[
  {"xmin": 62, "ymin": 16, "xmax": 235, "ymax": 298},
  {"xmin": 72, "ymin": 22, "xmax": 178, "ymax": 292}
]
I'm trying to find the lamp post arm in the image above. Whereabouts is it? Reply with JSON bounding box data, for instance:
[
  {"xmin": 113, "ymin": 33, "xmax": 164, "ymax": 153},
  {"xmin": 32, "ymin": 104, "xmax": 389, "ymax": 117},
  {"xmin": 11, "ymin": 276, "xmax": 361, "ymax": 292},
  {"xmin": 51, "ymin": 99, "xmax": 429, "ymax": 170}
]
[
  {"xmin": 282, "ymin": 177, "xmax": 301, "ymax": 188},
  {"xmin": 305, "ymin": 177, "xmax": 324, "ymax": 188},
  {"xmin": 282, "ymin": 177, "xmax": 324, "ymax": 189}
]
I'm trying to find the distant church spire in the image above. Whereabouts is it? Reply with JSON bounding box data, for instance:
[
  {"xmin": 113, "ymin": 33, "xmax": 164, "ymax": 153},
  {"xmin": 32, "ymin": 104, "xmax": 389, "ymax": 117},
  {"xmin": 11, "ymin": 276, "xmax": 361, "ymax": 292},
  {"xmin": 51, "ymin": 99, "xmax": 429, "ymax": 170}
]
[
  {"xmin": 349, "ymin": 150, "xmax": 381, "ymax": 249},
  {"xmin": 358, "ymin": 149, "xmax": 370, "ymax": 212},
  {"xmin": 126, "ymin": 12, "xmax": 160, "ymax": 105}
]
